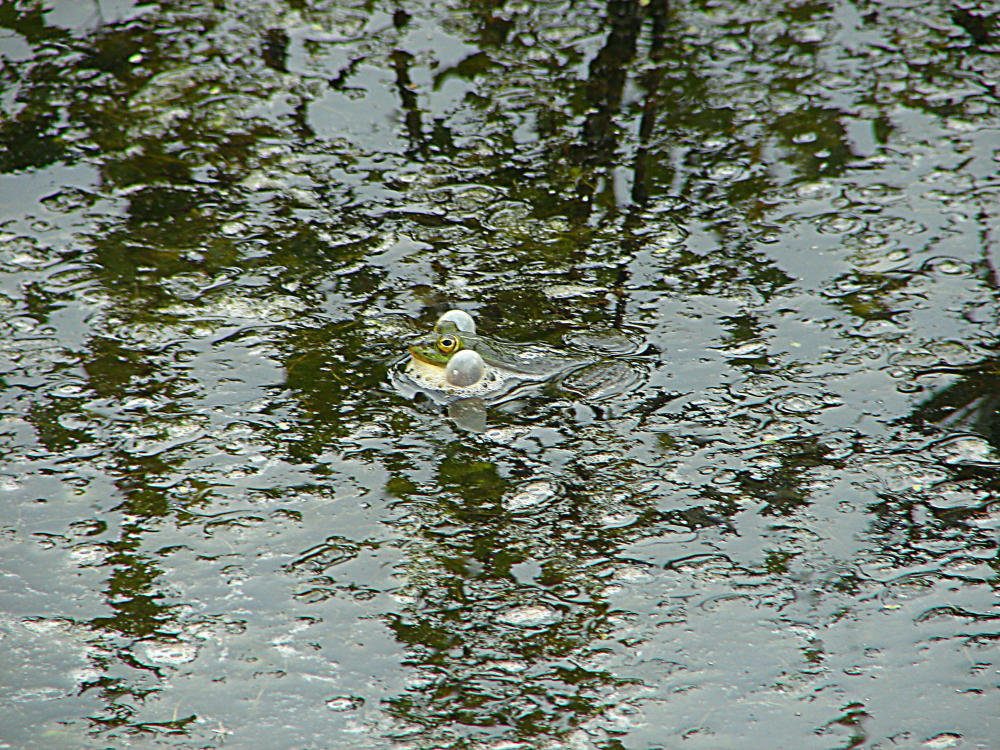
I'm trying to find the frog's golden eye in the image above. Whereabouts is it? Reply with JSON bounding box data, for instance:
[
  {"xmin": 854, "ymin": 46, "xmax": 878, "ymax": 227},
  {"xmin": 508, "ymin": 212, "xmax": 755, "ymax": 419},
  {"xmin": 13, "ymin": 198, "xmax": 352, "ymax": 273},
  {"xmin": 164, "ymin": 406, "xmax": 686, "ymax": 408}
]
[{"xmin": 436, "ymin": 335, "xmax": 461, "ymax": 355}]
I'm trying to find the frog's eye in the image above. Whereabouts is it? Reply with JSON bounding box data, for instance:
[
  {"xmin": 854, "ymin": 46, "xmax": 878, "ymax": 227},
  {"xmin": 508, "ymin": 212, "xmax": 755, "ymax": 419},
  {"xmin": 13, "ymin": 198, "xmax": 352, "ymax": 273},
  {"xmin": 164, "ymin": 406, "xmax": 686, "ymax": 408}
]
[{"xmin": 436, "ymin": 335, "xmax": 461, "ymax": 355}]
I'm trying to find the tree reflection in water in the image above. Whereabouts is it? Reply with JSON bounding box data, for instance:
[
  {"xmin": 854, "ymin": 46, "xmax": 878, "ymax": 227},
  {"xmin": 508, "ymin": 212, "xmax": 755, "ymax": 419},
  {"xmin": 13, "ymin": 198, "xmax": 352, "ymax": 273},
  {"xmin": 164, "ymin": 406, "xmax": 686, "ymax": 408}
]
[{"xmin": 0, "ymin": 0, "xmax": 998, "ymax": 747}]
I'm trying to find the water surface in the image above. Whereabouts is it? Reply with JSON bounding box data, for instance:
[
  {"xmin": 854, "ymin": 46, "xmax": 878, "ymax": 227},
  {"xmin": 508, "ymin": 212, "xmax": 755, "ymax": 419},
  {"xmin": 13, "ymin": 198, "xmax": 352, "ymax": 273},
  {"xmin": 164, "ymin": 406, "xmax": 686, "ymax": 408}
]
[{"xmin": 1, "ymin": 1, "xmax": 998, "ymax": 748}]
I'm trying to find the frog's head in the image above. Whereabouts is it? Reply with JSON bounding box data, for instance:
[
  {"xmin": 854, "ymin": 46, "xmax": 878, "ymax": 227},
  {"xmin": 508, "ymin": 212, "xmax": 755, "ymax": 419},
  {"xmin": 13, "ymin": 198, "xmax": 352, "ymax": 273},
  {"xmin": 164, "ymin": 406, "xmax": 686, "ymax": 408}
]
[{"xmin": 408, "ymin": 330, "xmax": 467, "ymax": 368}]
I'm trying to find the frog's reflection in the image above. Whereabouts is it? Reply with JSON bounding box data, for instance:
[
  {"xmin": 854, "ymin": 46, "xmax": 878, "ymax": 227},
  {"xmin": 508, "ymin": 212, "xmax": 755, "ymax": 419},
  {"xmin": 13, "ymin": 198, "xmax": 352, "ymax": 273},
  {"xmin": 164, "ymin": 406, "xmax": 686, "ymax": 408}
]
[
  {"xmin": 908, "ymin": 357, "xmax": 1000, "ymax": 449},
  {"xmin": 908, "ymin": 239, "xmax": 1000, "ymax": 448}
]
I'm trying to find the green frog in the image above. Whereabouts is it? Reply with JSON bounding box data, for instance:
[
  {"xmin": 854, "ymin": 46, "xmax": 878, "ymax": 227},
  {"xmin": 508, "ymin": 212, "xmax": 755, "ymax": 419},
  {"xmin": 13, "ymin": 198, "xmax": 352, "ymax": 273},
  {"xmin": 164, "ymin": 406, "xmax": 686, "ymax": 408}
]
[{"xmin": 399, "ymin": 310, "xmax": 584, "ymax": 404}]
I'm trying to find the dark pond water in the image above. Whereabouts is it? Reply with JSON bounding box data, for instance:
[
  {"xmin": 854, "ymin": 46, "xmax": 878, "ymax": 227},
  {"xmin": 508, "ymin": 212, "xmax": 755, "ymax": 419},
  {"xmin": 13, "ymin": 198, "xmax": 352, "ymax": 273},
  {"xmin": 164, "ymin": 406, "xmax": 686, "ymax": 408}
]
[{"xmin": 1, "ymin": 0, "xmax": 998, "ymax": 747}]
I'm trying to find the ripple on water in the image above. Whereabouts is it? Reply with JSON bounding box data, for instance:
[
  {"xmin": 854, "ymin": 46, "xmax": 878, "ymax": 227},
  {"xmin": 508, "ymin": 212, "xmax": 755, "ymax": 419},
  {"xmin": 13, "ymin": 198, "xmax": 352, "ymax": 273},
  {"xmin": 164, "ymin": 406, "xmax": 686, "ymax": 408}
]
[
  {"xmin": 561, "ymin": 361, "xmax": 644, "ymax": 402},
  {"xmin": 562, "ymin": 328, "xmax": 645, "ymax": 355}
]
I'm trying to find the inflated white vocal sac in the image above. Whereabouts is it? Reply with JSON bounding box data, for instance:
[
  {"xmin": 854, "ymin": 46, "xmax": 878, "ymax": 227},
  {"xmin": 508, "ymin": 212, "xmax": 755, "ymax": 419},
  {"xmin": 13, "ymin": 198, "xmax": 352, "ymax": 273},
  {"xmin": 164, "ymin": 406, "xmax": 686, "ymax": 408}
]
[
  {"xmin": 436, "ymin": 309, "xmax": 476, "ymax": 334},
  {"xmin": 445, "ymin": 349, "xmax": 485, "ymax": 386}
]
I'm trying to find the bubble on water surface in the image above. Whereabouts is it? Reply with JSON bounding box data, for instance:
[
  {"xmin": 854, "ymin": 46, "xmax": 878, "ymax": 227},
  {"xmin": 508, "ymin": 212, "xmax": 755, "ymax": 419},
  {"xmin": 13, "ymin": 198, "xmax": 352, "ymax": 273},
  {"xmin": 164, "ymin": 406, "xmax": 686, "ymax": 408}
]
[
  {"xmin": 495, "ymin": 605, "xmax": 561, "ymax": 628},
  {"xmin": 545, "ymin": 283, "xmax": 605, "ymax": 300},
  {"xmin": 51, "ymin": 383, "xmax": 85, "ymax": 398},
  {"xmin": 724, "ymin": 340, "xmax": 767, "ymax": 357},
  {"xmin": 597, "ymin": 511, "xmax": 638, "ymax": 529},
  {"xmin": 925, "ymin": 340, "xmax": 974, "ymax": 363},
  {"xmin": 926, "ymin": 259, "xmax": 966, "ymax": 275},
  {"xmin": 40, "ymin": 187, "xmax": 96, "ymax": 213},
  {"xmin": 758, "ymin": 421, "xmax": 802, "ymax": 442},
  {"xmin": 162, "ymin": 271, "xmax": 223, "ymax": 300},
  {"xmin": 860, "ymin": 460, "xmax": 948, "ymax": 492},
  {"xmin": 504, "ymin": 481, "xmax": 557, "ymax": 512},
  {"xmin": 483, "ymin": 659, "xmax": 528, "ymax": 674},
  {"xmin": 432, "ymin": 183, "xmax": 503, "ymax": 211},
  {"xmin": 922, "ymin": 732, "xmax": 963, "ymax": 748},
  {"xmin": 165, "ymin": 293, "xmax": 305, "ymax": 323},
  {"xmin": 20, "ymin": 617, "xmax": 73, "ymax": 636},
  {"xmin": 886, "ymin": 349, "xmax": 939, "ymax": 369},
  {"xmin": 650, "ymin": 226, "xmax": 688, "ymax": 252},
  {"xmin": 612, "ymin": 565, "xmax": 654, "ymax": 583},
  {"xmin": 141, "ymin": 641, "xmax": 198, "ymax": 665},
  {"xmin": 68, "ymin": 544, "xmax": 104, "ymax": 566},
  {"xmin": 933, "ymin": 436, "xmax": 999, "ymax": 466},
  {"xmin": 796, "ymin": 181, "xmax": 835, "ymax": 198},
  {"xmin": 817, "ymin": 215, "xmax": 862, "ymax": 234},
  {"xmin": 9, "ymin": 687, "xmax": 65, "ymax": 702},
  {"xmin": 69, "ymin": 666, "xmax": 103, "ymax": 685},
  {"xmin": 707, "ymin": 163, "xmax": 747, "ymax": 181},
  {"xmin": 775, "ymin": 394, "xmax": 826, "ymax": 415},
  {"xmin": 120, "ymin": 396, "xmax": 159, "ymax": 411},
  {"xmin": 486, "ymin": 201, "xmax": 531, "ymax": 229},
  {"xmin": 326, "ymin": 695, "xmax": 364, "ymax": 711},
  {"xmin": 123, "ymin": 418, "xmax": 206, "ymax": 457},
  {"xmin": 0, "ymin": 476, "xmax": 21, "ymax": 492},
  {"xmin": 5, "ymin": 248, "xmax": 53, "ymax": 270},
  {"xmin": 483, "ymin": 427, "xmax": 528, "ymax": 444},
  {"xmin": 969, "ymin": 502, "xmax": 1000, "ymax": 530},
  {"xmin": 219, "ymin": 221, "xmax": 248, "ymax": 237}
]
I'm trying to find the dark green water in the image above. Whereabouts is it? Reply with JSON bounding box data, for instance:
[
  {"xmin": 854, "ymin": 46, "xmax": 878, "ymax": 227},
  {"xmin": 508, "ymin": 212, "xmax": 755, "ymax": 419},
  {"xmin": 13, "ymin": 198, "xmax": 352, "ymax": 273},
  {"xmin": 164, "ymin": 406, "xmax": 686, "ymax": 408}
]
[{"xmin": 1, "ymin": 1, "xmax": 997, "ymax": 748}]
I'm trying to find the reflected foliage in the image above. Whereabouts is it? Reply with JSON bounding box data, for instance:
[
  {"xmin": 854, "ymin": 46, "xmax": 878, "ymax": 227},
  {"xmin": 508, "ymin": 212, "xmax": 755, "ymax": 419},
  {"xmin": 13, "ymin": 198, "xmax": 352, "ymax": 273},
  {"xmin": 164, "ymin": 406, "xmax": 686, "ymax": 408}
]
[{"xmin": 0, "ymin": 0, "xmax": 998, "ymax": 747}]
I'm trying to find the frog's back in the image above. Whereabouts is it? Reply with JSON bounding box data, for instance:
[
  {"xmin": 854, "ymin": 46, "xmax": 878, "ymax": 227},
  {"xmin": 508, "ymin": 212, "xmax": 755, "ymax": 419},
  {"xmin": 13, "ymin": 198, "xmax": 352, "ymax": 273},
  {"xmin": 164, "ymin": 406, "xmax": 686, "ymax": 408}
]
[{"xmin": 466, "ymin": 334, "xmax": 583, "ymax": 379}]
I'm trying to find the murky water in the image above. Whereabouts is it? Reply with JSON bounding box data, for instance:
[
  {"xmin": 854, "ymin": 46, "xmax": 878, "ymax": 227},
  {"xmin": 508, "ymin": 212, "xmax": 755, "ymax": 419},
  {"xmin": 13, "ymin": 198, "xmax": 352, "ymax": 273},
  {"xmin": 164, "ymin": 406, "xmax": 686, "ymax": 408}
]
[{"xmin": 1, "ymin": 0, "xmax": 998, "ymax": 747}]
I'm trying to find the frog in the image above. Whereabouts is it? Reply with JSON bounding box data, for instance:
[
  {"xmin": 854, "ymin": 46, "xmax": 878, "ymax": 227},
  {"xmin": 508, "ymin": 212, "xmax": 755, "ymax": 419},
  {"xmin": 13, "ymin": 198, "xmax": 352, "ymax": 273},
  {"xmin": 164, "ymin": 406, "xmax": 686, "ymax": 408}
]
[{"xmin": 397, "ymin": 309, "xmax": 584, "ymax": 405}]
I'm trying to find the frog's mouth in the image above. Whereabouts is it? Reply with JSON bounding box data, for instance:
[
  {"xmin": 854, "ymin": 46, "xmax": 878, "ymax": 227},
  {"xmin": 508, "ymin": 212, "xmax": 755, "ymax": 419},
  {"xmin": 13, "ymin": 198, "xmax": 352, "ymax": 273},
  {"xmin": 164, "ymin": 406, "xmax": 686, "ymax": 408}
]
[
  {"xmin": 407, "ymin": 346, "xmax": 458, "ymax": 377},
  {"xmin": 408, "ymin": 345, "xmax": 445, "ymax": 367}
]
